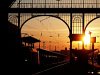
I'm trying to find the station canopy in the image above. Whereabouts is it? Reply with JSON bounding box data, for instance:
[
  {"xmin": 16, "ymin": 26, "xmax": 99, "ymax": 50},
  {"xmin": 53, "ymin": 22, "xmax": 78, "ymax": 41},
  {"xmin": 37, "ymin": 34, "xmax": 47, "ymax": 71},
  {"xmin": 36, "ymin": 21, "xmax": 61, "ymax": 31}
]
[{"xmin": 22, "ymin": 36, "xmax": 40, "ymax": 43}]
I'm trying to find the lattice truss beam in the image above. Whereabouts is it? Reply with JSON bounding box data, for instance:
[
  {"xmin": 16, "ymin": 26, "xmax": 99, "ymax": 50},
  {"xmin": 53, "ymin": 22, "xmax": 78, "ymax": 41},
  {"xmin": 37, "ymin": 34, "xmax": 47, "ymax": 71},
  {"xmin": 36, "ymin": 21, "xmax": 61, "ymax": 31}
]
[
  {"xmin": 10, "ymin": 0, "xmax": 100, "ymax": 8},
  {"xmin": 8, "ymin": 13, "xmax": 100, "ymax": 32}
]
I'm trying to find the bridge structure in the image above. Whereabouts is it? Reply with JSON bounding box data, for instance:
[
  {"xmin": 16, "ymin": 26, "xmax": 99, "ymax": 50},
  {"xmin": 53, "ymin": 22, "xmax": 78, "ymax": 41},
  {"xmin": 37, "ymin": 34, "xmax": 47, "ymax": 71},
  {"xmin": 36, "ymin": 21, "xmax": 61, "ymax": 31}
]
[{"xmin": 8, "ymin": 0, "xmax": 100, "ymax": 63}]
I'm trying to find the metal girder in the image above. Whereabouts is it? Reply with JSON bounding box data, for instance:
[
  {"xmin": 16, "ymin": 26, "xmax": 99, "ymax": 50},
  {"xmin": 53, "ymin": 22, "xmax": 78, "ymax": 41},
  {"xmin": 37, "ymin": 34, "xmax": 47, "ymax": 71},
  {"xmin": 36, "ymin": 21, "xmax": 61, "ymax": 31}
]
[{"xmin": 8, "ymin": 8, "xmax": 100, "ymax": 13}]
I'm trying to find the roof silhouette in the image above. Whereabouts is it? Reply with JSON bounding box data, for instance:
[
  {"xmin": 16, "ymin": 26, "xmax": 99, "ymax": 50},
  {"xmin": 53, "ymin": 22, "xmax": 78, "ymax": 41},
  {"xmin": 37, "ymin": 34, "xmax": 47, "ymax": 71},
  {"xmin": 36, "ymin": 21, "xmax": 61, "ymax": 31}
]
[{"xmin": 22, "ymin": 36, "xmax": 40, "ymax": 43}]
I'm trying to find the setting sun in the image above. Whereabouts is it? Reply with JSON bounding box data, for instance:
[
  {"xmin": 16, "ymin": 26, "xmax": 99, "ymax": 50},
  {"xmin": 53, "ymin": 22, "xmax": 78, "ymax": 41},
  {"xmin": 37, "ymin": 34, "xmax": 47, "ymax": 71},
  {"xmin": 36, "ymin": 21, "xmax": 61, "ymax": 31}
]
[{"xmin": 84, "ymin": 32, "xmax": 90, "ymax": 45}]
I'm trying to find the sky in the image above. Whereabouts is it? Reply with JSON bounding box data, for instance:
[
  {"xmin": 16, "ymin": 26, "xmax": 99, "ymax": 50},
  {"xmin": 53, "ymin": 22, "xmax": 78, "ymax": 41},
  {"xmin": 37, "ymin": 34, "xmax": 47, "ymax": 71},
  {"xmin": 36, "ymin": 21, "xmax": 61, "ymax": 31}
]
[
  {"xmin": 21, "ymin": 16, "xmax": 100, "ymax": 51},
  {"xmin": 21, "ymin": 16, "xmax": 70, "ymax": 51},
  {"xmin": 85, "ymin": 18, "xmax": 100, "ymax": 50}
]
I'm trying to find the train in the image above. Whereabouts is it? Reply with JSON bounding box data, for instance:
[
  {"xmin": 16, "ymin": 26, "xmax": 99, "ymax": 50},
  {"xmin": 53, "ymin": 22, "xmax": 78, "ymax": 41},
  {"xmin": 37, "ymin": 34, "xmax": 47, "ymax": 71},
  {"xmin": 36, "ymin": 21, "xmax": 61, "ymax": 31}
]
[
  {"xmin": 22, "ymin": 45, "xmax": 67, "ymax": 66},
  {"xmin": 21, "ymin": 36, "xmax": 67, "ymax": 65},
  {"xmin": 37, "ymin": 48, "xmax": 67, "ymax": 65}
]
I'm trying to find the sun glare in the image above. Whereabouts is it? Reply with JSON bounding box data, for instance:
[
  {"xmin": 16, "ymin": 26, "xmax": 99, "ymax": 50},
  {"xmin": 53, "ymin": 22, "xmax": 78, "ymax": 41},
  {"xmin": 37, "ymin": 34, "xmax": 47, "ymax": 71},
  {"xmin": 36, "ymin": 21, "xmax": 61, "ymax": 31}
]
[{"xmin": 84, "ymin": 32, "xmax": 90, "ymax": 45}]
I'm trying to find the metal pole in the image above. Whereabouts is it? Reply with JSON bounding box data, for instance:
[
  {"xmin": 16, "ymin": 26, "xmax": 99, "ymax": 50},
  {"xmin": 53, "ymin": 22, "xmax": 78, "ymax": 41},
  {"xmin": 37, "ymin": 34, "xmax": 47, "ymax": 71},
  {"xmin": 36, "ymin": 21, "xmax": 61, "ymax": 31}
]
[
  {"xmin": 83, "ymin": 0, "xmax": 84, "ymax": 8},
  {"xmin": 89, "ymin": 31, "xmax": 92, "ymax": 50},
  {"xmin": 70, "ymin": 13, "xmax": 73, "ymax": 64},
  {"xmin": 39, "ymin": 33, "xmax": 42, "ymax": 49},
  {"xmin": 58, "ymin": 0, "xmax": 59, "ymax": 8},
  {"xmin": 45, "ymin": 0, "xmax": 46, "ymax": 8},
  {"xmin": 18, "ymin": 0, "xmax": 21, "ymax": 45},
  {"xmin": 56, "ymin": 0, "xmax": 60, "ymax": 8},
  {"xmin": 92, "ymin": 43, "xmax": 94, "ymax": 66},
  {"xmin": 71, "ymin": 0, "xmax": 72, "ymax": 8},
  {"xmin": 78, "ymin": 42, "xmax": 79, "ymax": 50},
  {"xmin": 82, "ymin": 13, "xmax": 85, "ymax": 50},
  {"xmin": 32, "ymin": 0, "xmax": 33, "ymax": 8},
  {"xmin": 37, "ymin": 50, "xmax": 40, "ymax": 64},
  {"xmin": 96, "ymin": 0, "xmax": 97, "ymax": 8},
  {"xmin": 39, "ymin": 42, "xmax": 40, "ymax": 49},
  {"xmin": 18, "ymin": 0, "xmax": 20, "ymax": 29},
  {"xmin": 56, "ymin": 0, "xmax": 60, "ymax": 16}
]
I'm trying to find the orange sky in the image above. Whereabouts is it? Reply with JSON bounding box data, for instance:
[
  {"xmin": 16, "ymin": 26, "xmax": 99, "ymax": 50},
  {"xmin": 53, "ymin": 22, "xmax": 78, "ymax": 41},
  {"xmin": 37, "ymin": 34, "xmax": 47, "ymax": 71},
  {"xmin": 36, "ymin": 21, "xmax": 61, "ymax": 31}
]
[{"xmin": 21, "ymin": 16, "xmax": 100, "ymax": 51}]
